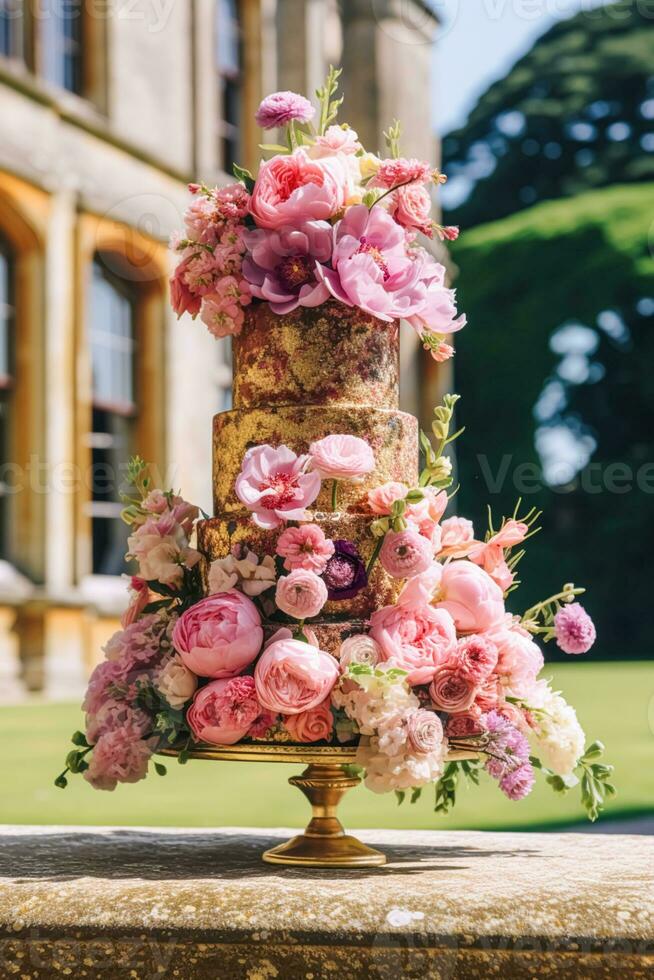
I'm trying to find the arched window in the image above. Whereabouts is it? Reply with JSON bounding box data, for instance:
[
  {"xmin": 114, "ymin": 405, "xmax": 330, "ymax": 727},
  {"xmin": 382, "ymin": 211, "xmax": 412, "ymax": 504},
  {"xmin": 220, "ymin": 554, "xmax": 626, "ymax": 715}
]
[
  {"xmin": 87, "ymin": 256, "xmax": 137, "ymax": 576},
  {"xmin": 0, "ymin": 237, "xmax": 15, "ymax": 560},
  {"xmin": 216, "ymin": 0, "xmax": 242, "ymax": 173},
  {"xmin": 40, "ymin": 0, "xmax": 83, "ymax": 95}
]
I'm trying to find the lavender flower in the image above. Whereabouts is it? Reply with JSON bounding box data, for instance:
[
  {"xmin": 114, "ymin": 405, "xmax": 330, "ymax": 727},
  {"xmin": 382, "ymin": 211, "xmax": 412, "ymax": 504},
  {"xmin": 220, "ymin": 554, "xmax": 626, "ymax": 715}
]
[{"xmin": 554, "ymin": 603, "xmax": 596, "ymax": 655}]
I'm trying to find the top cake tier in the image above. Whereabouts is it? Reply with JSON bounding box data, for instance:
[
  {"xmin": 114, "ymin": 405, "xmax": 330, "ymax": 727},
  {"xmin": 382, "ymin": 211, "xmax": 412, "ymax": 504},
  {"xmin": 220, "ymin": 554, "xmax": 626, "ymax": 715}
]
[{"xmin": 232, "ymin": 301, "xmax": 399, "ymax": 410}]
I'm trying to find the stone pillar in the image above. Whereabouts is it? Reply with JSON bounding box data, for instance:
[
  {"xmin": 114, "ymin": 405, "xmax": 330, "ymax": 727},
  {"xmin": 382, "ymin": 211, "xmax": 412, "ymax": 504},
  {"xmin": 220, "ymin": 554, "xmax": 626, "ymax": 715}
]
[{"xmin": 276, "ymin": 0, "xmax": 330, "ymax": 99}]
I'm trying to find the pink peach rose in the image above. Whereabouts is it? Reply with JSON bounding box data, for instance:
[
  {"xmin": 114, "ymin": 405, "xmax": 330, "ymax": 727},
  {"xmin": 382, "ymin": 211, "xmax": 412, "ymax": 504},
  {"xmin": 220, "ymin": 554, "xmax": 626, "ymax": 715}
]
[
  {"xmin": 172, "ymin": 591, "xmax": 263, "ymax": 679},
  {"xmin": 391, "ymin": 184, "xmax": 433, "ymax": 237},
  {"xmin": 249, "ymin": 148, "xmax": 349, "ymax": 230},
  {"xmin": 309, "ymin": 434, "xmax": 375, "ymax": 481},
  {"xmin": 439, "ymin": 516, "xmax": 475, "ymax": 556},
  {"xmin": 276, "ymin": 524, "xmax": 335, "ymax": 573},
  {"xmin": 187, "ymin": 676, "xmax": 262, "ymax": 745},
  {"xmin": 367, "ymin": 482, "xmax": 409, "ymax": 516},
  {"xmin": 435, "ymin": 560, "xmax": 505, "ymax": 633},
  {"xmin": 455, "ymin": 634, "xmax": 499, "ymax": 685},
  {"xmin": 283, "ymin": 699, "xmax": 334, "ymax": 743},
  {"xmin": 339, "ymin": 633, "xmax": 383, "ymax": 670},
  {"xmin": 254, "ymin": 638, "xmax": 339, "ymax": 715},
  {"xmin": 406, "ymin": 709, "xmax": 444, "ymax": 754},
  {"xmin": 275, "ymin": 569, "xmax": 328, "ymax": 620},
  {"xmin": 310, "ymin": 125, "xmax": 362, "ymax": 157},
  {"xmin": 369, "ymin": 601, "xmax": 457, "ymax": 685},
  {"xmin": 379, "ymin": 529, "xmax": 433, "ymax": 579},
  {"xmin": 235, "ymin": 444, "xmax": 321, "ymax": 529},
  {"xmin": 429, "ymin": 665, "xmax": 478, "ymax": 713}
]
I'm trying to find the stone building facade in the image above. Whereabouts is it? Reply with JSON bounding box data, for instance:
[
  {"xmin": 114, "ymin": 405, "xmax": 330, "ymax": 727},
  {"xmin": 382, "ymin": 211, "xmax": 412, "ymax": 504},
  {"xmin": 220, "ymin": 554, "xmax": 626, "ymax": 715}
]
[{"xmin": 0, "ymin": 0, "xmax": 440, "ymax": 699}]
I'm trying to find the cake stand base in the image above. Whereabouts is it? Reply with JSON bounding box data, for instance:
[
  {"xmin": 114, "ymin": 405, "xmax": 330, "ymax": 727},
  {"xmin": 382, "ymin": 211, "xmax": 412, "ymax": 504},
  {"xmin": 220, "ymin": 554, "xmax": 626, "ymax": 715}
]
[{"xmin": 262, "ymin": 763, "xmax": 386, "ymax": 867}]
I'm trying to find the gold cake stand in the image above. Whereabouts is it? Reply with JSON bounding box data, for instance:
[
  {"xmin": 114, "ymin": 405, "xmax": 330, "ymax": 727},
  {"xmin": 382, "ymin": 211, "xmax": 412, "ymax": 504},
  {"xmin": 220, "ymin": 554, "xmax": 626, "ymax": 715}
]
[{"xmin": 159, "ymin": 742, "xmax": 475, "ymax": 868}]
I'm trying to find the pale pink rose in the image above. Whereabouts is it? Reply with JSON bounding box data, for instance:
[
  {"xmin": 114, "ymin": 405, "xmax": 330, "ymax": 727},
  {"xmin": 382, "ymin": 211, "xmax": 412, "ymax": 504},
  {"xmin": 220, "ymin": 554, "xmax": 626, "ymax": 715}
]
[
  {"xmin": 254, "ymin": 638, "xmax": 339, "ymax": 715},
  {"xmin": 120, "ymin": 578, "xmax": 150, "ymax": 628},
  {"xmin": 310, "ymin": 125, "xmax": 362, "ymax": 157},
  {"xmin": 156, "ymin": 655, "xmax": 198, "ymax": 709},
  {"xmin": 367, "ymin": 482, "xmax": 408, "ymax": 516},
  {"xmin": 276, "ymin": 524, "xmax": 335, "ymax": 573},
  {"xmin": 235, "ymin": 444, "xmax": 321, "ymax": 529},
  {"xmin": 283, "ymin": 699, "xmax": 334, "ymax": 743},
  {"xmin": 486, "ymin": 619, "xmax": 544, "ymax": 697},
  {"xmin": 397, "ymin": 561, "xmax": 443, "ymax": 610},
  {"xmin": 391, "ymin": 184, "xmax": 433, "ymax": 237},
  {"xmin": 249, "ymin": 148, "xmax": 349, "ymax": 230},
  {"xmin": 455, "ymin": 634, "xmax": 499, "ymax": 685},
  {"xmin": 172, "ymin": 591, "xmax": 263, "ymax": 679},
  {"xmin": 369, "ymin": 601, "xmax": 457, "ymax": 685},
  {"xmin": 309, "ymin": 434, "xmax": 375, "ymax": 481},
  {"xmin": 429, "ymin": 666, "xmax": 478, "ymax": 713},
  {"xmin": 84, "ymin": 724, "xmax": 152, "ymax": 791},
  {"xmin": 275, "ymin": 569, "xmax": 328, "ymax": 620},
  {"xmin": 406, "ymin": 709, "xmax": 444, "ymax": 754},
  {"xmin": 435, "ymin": 560, "xmax": 505, "ymax": 633},
  {"xmin": 379, "ymin": 529, "xmax": 433, "ymax": 579},
  {"xmin": 339, "ymin": 634, "xmax": 382, "ymax": 670},
  {"xmin": 142, "ymin": 490, "xmax": 169, "ymax": 515},
  {"xmin": 187, "ymin": 676, "xmax": 262, "ymax": 745},
  {"xmin": 439, "ymin": 517, "xmax": 475, "ymax": 557}
]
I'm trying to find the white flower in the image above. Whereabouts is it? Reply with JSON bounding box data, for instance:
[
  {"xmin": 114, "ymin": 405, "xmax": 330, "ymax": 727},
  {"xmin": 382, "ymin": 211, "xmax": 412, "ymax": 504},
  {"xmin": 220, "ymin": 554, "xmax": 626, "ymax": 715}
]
[
  {"xmin": 530, "ymin": 685, "xmax": 585, "ymax": 776},
  {"xmin": 156, "ymin": 655, "xmax": 198, "ymax": 709},
  {"xmin": 331, "ymin": 665, "xmax": 419, "ymax": 735},
  {"xmin": 356, "ymin": 731, "xmax": 447, "ymax": 793},
  {"xmin": 208, "ymin": 550, "xmax": 276, "ymax": 597}
]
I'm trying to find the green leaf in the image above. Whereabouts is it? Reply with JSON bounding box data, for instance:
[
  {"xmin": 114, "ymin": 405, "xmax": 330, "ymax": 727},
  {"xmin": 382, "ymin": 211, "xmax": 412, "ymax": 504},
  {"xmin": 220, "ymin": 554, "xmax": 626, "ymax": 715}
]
[
  {"xmin": 233, "ymin": 163, "xmax": 256, "ymax": 192},
  {"xmin": 410, "ymin": 787, "xmax": 422, "ymax": 804},
  {"xmin": 54, "ymin": 774, "xmax": 68, "ymax": 789},
  {"xmin": 258, "ymin": 143, "xmax": 289, "ymax": 153},
  {"xmin": 71, "ymin": 731, "xmax": 89, "ymax": 747},
  {"xmin": 395, "ymin": 790, "xmax": 406, "ymax": 806},
  {"xmin": 154, "ymin": 762, "xmax": 167, "ymax": 777}
]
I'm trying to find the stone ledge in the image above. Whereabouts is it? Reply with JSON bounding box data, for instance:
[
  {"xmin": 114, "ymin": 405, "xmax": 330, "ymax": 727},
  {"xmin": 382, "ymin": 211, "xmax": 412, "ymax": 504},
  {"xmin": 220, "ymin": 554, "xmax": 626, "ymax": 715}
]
[{"xmin": 1, "ymin": 826, "xmax": 653, "ymax": 979}]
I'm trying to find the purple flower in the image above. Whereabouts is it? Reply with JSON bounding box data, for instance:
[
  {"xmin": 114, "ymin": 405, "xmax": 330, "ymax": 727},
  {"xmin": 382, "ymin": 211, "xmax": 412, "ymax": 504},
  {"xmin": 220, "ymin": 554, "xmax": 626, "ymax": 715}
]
[
  {"xmin": 255, "ymin": 91, "xmax": 316, "ymax": 130},
  {"xmin": 322, "ymin": 540, "xmax": 368, "ymax": 600},
  {"xmin": 554, "ymin": 603, "xmax": 596, "ymax": 655},
  {"xmin": 242, "ymin": 221, "xmax": 331, "ymax": 314},
  {"xmin": 499, "ymin": 762, "xmax": 535, "ymax": 801},
  {"xmin": 481, "ymin": 710, "xmax": 530, "ymax": 782}
]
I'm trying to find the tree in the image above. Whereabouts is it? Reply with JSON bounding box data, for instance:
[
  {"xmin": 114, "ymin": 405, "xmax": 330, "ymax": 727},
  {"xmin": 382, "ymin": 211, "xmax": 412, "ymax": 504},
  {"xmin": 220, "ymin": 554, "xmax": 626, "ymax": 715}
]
[{"xmin": 442, "ymin": 0, "xmax": 654, "ymax": 228}]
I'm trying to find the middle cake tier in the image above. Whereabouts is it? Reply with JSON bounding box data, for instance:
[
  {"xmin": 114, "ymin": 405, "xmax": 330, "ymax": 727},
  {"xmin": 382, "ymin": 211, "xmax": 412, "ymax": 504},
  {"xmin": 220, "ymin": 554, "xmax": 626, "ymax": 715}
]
[
  {"xmin": 198, "ymin": 511, "xmax": 402, "ymax": 618},
  {"xmin": 213, "ymin": 405, "xmax": 419, "ymax": 515}
]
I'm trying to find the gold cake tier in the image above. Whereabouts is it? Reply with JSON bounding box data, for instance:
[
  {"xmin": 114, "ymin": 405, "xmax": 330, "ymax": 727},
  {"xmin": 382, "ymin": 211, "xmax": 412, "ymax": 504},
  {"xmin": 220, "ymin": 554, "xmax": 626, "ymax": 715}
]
[
  {"xmin": 262, "ymin": 618, "xmax": 367, "ymax": 658},
  {"xmin": 212, "ymin": 405, "xmax": 419, "ymax": 516},
  {"xmin": 198, "ymin": 512, "xmax": 401, "ymax": 618},
  {"xmin": 233, "ymin": 302, "xmax": 400, "ymax": 410}
]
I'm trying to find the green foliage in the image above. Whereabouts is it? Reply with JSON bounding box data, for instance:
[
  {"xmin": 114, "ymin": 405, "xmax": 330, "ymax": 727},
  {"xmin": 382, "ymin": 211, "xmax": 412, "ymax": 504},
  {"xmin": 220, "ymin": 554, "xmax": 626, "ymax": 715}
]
[
  {"xmin": 532, "ymin": 741, "xmax": 616, "ymax": 822},
  {"xmin": 434, "ymin": 760, "xmax": 482, "ymax": 814},
  {"xmin": 315, "ymin": 65, "xmax": 343, "ymax": 135},
  {"xmin": 443, "ymin": 1, "xmax": 654, "ymax": 227}
]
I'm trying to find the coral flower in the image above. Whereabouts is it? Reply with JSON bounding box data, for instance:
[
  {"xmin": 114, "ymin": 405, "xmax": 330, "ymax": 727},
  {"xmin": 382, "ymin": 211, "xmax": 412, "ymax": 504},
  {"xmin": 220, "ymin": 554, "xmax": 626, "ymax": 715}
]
[{"xmin": 235, "ymin": 445, "xmax": 321, "ymax": 529}]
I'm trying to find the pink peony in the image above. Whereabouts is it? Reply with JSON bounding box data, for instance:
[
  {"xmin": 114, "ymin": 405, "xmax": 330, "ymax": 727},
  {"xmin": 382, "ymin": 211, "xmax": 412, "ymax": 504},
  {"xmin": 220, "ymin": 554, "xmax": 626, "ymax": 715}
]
[
  {"xmin": 242, "ymin": 220, "xmax": 332, "ymax": 314},
  {"xmin": 370, "ymin": 157, "xmax": 433, "ymax": 189},
  {"xmin": 172, "ymin": 591, "xmax": 263, "ymax": 679},
  {"xmin": 276, "ymin": 524, "xmax": 335, "ymax": 573},
  {"xmin": 429, "ymin": 666, "xmax": 478, "ymax": 713},
  {"xmin": 435, "ymin": 560, "xmax": 505, "ymax": 633},
  {"xmin": 554, "ymin": 603, "xmax": 596, "ymax": 655},
  {"xmin": 283, "ymin": 699, "xmax": 334, "ymax": 743},
  {"xmin": 455, "ymin": 634, "xmax": 499, "ymax": 684},
  {"xmin": 405, "ymin": 254, "xmax": 467, "ymax": 339},
  {"xmin": 369, "ymin": 601, "xmax": 457, "ymax": 686},
  {"xmin": 254, "ymin": 638, "xmax": 339, "ymax": 715},
  {"xmin": 255, "ymin": 91, "xmax": 315, "ymax": 129},
  {"xmin": 249, "ymin": 149, "xmax": 350, "ymax": 230},
  {"xmin": 439, "ymin": 517, "xmax": 475, "ymax": 556},
  {"xmin": 487, "ymin": 618, "xmax": 544, "ymax": 696},
  {"xmin": 379, "ymin": 529, "xmax": 433, "ymax": 579},
  {"xmin": 309, "ymin": 434, "xmax": 375, "ymax": 481},
  {"xmin": 406, "ymin": 709, "xmax": 444, "ymax": 754},
  {"xmin": 367, "ymin": 481, "xmax": 408, "ymax": 516},
  {"xmin": 235, "ymin": 444, "xmax": 321, "ymax": 529},
  {"xmin": 187, "ymin": 676, "xmax": 262, "ymax": 745},
  {"xmin": 391, "ymin": 184, "xmax": 433, "ymax": 237},
  {"xmin": 84, "ymin": 724, "xmax": 152, "ymax": 791},
  {"xmin": 275, "ymin": 569, "xmax": 328, "ymax": 620}
]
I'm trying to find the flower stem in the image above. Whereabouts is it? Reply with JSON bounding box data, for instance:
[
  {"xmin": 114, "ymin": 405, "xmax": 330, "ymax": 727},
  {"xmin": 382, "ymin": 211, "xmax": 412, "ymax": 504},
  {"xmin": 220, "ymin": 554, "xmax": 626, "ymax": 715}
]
[
  {"xmin": 366, "ymin": 534, "xmax": 385, "ymax": 576},
  {"xmin": 331, "ymin": 479, "xmax": 339, "ymax": 512}
]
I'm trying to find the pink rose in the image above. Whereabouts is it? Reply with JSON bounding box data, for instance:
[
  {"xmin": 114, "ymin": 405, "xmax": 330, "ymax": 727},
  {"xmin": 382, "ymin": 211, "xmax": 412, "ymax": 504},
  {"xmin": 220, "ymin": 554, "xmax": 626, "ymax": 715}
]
[
  {"xmin": 283, "ymin": 699, "xmax": 334, "ymax": 743},
  {"xmin": 172, "ymin": 591, "xmax": 263, "ymax": 679},
  {"xmin": 249, "ymin": 148, "xmax": 348, "ymax": 230},
  {"xmin": 455, "ymin": 634, "xmax": 499, "ymax": 685},
  {"xmin": 309, "ymin": 434, "xmax": 375, "ymax": 481},
  {"xmin": 369, "ymin": 601, "xmax": 457, "ymax": 685},
  {"xmin": 436, "ymin": 560, "xmax": 505, "ymax": 633},
  {"xmin": 276, "ymin": 524, "xmax": 335, "ymax": 573},
  {"xmin": 254, "ymin": 638, "xmax": 339, "ymax": 715},
  {"xmin": 367, "ymin": 482, "xmax": 408, "ymax": 516},
  {"xmin": 187, "ymin": 676, "xmax": 262, "ymax": 745},
  {"xmin": 439, "ymin": 516, "xmax": 475, "ymax": 556},
  {"xmin": 379, "ymin": 529, "xmax": 433, "ymax": 579},
  {"xmin": 275, "ymin": 569, "xmax": 328, "ymax": 620},
  {"xmin": 391, "ymin": 184, "xmax": 433, "ymax": 236},
  {"xmin": 429, "ymin": 666, "xmax": 478, "ymax": 713},
  {"xmin": 235, "ymin": 444, "xmax": 321, "ymax": 529},
  {"xmin": 406, "ymin": 709, "xmax": 444, "ymax": 754},
  {"xmin": 339, "ymin": 634, "xmax": 382, "ymax": 670},
  {"xmin": 486, "ymin": 619, "xmax": 544, "ymax": 696}
]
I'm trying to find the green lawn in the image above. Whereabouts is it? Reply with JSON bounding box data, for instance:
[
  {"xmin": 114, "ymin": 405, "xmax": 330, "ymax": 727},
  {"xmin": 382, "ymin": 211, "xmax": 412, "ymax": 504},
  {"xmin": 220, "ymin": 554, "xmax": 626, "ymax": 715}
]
[{"xmin": 1, "ymin": 662, "xmax": 652, "ymax": 831}]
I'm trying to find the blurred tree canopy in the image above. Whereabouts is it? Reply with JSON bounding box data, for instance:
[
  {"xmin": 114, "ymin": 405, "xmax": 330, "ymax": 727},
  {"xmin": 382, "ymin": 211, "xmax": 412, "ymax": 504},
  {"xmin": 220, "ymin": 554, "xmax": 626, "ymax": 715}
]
[
  {"xmin": 450, "ymin": 182, "xmax": 654, "ymax": 660},
  {"xmin": 442, "ymin": 0, "xmax": 654, "ymax": 228}
]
